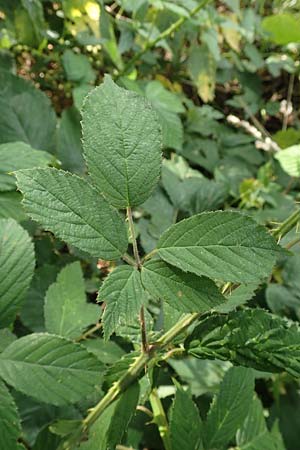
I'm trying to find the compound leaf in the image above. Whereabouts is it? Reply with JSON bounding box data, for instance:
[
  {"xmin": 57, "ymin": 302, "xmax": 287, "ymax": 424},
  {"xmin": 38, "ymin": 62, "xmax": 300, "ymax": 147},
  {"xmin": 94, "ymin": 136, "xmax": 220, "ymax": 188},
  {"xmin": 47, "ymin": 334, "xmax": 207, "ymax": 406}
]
[
  {"xmin": 157, "ymin": 211, "xmax": 279, "ymax": 283},
  {"xmin": 0, "ymin": 218, "xmax": 35, "ymax": 328},
  {"xmin": 82, "ymin": 75, "xmax": 162, "ymax": 208},
  {"xmin": 142, "ymin": 259, "xmax": 225, "ymax": 313},
  {"xmin": 16, "ymin": 168, "xmax": 128, "ymax": 260},
  {"xmin": 44, "ymin": 262, "xmax": 100, "ymax": 339},
  {"xmin": 0, "ymin": 333, "xmax": 104, "ymax": 406}
]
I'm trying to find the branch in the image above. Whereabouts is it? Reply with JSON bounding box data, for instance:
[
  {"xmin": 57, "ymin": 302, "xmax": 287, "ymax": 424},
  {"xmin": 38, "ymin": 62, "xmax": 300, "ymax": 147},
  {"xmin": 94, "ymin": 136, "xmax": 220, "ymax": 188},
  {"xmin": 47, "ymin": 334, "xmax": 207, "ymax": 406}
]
[{"xmin": 61, "ymin": 312, "xmax": 199, "ymax": 449}]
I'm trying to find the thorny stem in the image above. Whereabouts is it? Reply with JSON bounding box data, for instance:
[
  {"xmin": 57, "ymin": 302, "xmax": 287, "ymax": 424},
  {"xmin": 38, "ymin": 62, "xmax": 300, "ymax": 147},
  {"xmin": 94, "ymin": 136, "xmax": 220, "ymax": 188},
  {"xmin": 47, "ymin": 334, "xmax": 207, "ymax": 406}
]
[
  {"xmin": 126, "ymin": 207, "xmax": 148, "ymax": 352},
  {"xmin": 61, "ymin": 209, "xmax": 300, "ymax": 450},
  {"xmin": 149, "ymin": 388, "xmax": 172, "ymax": 450},
  {"xmin": 116, "ymin": 0, "xmax": 212, "ymax": 78},
  {"xmin": 61, "ymin": 313, "xmax": 200, "ymax": 449}
]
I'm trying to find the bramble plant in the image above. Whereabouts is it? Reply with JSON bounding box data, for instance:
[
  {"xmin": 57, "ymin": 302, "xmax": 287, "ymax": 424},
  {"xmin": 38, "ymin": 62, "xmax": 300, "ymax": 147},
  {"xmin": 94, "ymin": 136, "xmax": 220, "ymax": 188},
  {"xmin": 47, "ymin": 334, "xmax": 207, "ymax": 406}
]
[
  {"xmin": 1, "ymin": 74, "xmax": 299, "ymax": 450},
  {"xmin": 2, "ymin": 1, "xmax": 300, "ymax": 449}
]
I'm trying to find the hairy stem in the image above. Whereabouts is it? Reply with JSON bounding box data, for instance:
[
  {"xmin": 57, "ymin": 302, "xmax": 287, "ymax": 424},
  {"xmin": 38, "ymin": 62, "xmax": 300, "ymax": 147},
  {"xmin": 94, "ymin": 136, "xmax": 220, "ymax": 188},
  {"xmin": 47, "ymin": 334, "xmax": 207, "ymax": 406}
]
[
  {"xmin": 127, "ymin": 206, "xmax": 141, "ymax": 269},
  {"xmin": 117, "ymin": 0, "xmax": 211, "ymax": 77},
  {"xmin": 126, "ymin": 206, "xmax": 148, "ymax": 352},
  {"xmin": 149, "ymin": 388, "xmax": 172, "ymax": 450}
]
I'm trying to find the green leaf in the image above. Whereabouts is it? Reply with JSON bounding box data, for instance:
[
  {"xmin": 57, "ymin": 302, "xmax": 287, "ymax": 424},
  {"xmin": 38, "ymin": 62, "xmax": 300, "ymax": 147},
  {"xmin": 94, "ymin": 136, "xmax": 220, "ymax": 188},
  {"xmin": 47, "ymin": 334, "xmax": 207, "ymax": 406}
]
[
  {"xmin": 0, "ymin": 218, "xmax": 35, "ymax": 327},
  {"xmin": 141, "ymin": 259, "xmax": 225, "ymax": 313},
  {"xmin": 98, "ymin": 265, "xmax": 146, "ymax": 339},
  {"xmin": 106, "ymin": 382, "xmax": 140, "ymax": 449},
  {"xmin": 237, "ymin": 396, "xmax": 285, "ymax": 450},
  {"xmin": 0, "ymin": 333, "xmax": 104, "ymax": 405},
  {"xmin": 145, "ymin": 80, "xmax": 184, "ymax": 150},
  {"xmin": 0, "ymin": 329, "xmax": 16, "ymax": 353},
  {"xmin": 186, "ymin": 308, "xmax": 300, "ymax": 377},
  {"xmin": 62, "ymin": 49, "xmax": 96, "ymax": 84},
  {"xmin": 236, "ymin": 396, "xmax": 266, "ymax": 448},
  {"xmin": 0, "ymin": 141, "xmax": 52, "ymax": 191},
  {"xmin": 79, "ymin": 382, "xmax": 139, "ymax": 450},
  {"xmin": 262, "ymin": 14, "xmax": 300, "ymax": 45},
  {"xmin": 0, "ymin": 192, "xmax": 26, "ymax": 221},
  {"xmin": 57, "ymin": 107, "xmax": 85, "ymax": 174},
  {"xmin": 157, "ymin": 211, "xmax": 279, "ymax": 283},
  {"xmin": 275, "ymin": 145, "xmax": 300, "ymax": 177},
  {"xmin": 0, "ymin": 71, "xmax": 56, "ymax": 152},
  {"xmin": 169, "ymin": 358, "xmax": 231, "ymax": 397},
  {"xmin": 20, "ymin": 264, "xmax": 59, "ymax": 332},
  {"xmin": 99, "ymin": 0, "xmax": 123, "ymax": 70},
  {"xmin": 15, "ymin": 168, "xmax": 128, "ymax": 260},
  {"xmin": 216, "ymin": 283, "xmax": 260, "ymax": 313},
  {"xmin": 0, "ymin": 379, "xmax": 22, "ymax": 449},
  {"xmin": 82, "ymin": 75, "xmax": 162, "ymax": 208},
  {"xmin": 187, "ymin": 45, "xmax": 216, "ymax": 103},
  {"xmin": 44, "ymin": 262, "xmax": 100, "ymax": 338},
  {"xmin": 169, "ymin": 385, "xmax": 202, "ymax": 450},
  {"xmin": 204, "ymin": 367, "xmax": 255, "ymax": 449}
]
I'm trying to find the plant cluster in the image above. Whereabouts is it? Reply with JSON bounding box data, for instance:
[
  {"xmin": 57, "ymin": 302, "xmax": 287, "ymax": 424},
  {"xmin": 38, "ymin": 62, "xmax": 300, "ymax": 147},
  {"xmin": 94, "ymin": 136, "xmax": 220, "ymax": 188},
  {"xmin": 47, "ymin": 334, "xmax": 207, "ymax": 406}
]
[{"xmin": 1, "ymin": 1, "xmax": 300, "ymax": 450}]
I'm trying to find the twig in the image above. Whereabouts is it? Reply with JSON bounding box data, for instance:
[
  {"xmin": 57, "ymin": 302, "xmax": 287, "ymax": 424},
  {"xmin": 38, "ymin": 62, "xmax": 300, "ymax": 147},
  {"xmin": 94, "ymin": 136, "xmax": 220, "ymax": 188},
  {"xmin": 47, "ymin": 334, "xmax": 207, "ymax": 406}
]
[{"xmin": 76, "ymin": 322, "xmax": 102, "ymax": 342}]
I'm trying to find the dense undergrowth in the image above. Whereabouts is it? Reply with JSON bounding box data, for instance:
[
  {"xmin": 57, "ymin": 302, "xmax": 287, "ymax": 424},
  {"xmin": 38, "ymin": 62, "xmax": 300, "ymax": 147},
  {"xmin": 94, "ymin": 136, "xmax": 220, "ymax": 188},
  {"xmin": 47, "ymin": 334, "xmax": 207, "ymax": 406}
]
[{"xmin": 1, "ymin": 1, "xmax": 300, "ymax": 449}]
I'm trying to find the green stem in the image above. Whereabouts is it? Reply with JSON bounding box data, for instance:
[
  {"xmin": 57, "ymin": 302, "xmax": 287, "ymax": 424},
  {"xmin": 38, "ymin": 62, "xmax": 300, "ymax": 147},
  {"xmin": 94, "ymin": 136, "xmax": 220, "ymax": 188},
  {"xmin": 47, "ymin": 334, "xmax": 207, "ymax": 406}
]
[
  {"xmin": 62, "ymin": 313, "xmax": 200, "ymax": 449},
  {"xmin": 117, "ymin": 0, "xmax": 211, "ymax": 77},
  {"xmin": 127, "ymin": 206, "xmax": 141, "ymax": 269},
  {"xmin": 272, "ymin": 209, "xmax": 300, "ymax": 241},
  {"xmin": 122, "ymin": 252, "xmax": 136, "ymax": 266},
  {"xmin": 149, "ymin": 388, "xmax": 172, "ymax": 450},
  {"xmin": 126, "ymin": 207, "xmax": 148, "ymax": 352},
  {"xmin": 75, "ymin": 322, "xmax": 102, "ymax": 342}
]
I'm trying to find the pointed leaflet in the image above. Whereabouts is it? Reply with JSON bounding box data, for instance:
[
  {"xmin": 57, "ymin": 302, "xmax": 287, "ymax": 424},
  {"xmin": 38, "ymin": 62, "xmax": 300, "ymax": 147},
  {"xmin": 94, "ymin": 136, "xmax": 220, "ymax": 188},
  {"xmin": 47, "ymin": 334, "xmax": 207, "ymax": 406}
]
[
  {"xmin": 186, "ymin": 308, "xmax": 300, "ymax": 377},
  {"xmin": 82, "ymin": 75, "xmax": 162, "ymax": 208},
  {"xmin": 0, "ymin": 333, "xmax": 104, "ymax": 406},
  {"xmin": 204, "ymin": 367, "xmax": 255, "ymax": 449},
  {"xmin": 0, "ymin": 379, "xmax": 22, "ymax": 450},
  {"xmin": 44, "ymin": 262, "xmax": 100, "ymax": 338},
  {"xmin": 169, "ymin": 386, "xmax": 202, "ymax": 450},
  {"xmin": 0, "ymin": 219, "xmax": 35, "ymax": 328},
  {"xmin": 142, "ymin": 259, "xmax": 225, "ymax": 313},
  {"xmin": 16, "ymin": 168, "xmax": 128, "ymax": 259},
  {"xmin": 98, "ymin": 265, "xmax": 146, "ymax": 339},
  {"xmin": 157, "ymin": 211, "xmax": 280, "ymax": 283}
]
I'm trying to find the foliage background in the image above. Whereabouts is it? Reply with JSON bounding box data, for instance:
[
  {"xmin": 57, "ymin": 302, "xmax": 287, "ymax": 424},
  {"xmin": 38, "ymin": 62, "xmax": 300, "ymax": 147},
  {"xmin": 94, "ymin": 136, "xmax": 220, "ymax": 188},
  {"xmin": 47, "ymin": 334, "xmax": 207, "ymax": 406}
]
[{"xmin": 1, "ymin": 0, "xmax": 300, "ymax": 449}]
